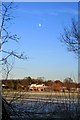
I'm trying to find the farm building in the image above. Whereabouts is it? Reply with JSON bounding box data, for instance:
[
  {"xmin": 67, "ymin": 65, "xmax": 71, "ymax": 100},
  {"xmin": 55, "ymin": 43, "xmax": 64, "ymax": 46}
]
[{"xmin": 29, "ymin": 84, "xmax": 48, "ymax": 91}]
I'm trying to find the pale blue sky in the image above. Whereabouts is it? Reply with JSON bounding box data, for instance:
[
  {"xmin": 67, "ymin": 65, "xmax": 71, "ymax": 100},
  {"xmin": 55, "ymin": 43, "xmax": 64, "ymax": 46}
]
[{"xmin": 3, "ymin": 2, "xmax": 78, "ymax": 81}]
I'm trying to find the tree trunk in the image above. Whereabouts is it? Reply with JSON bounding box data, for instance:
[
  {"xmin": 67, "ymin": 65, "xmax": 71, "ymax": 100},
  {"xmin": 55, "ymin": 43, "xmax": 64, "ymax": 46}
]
[{"xmin": 2, "ymin": 97, "xmax": 11, "ymax": 120}]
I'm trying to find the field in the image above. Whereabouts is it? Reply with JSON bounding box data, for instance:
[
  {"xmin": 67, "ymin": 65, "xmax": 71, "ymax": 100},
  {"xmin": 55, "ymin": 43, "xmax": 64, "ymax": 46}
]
[
  {"xmin": 2, "ymin": 90, "xmax": 80, "ymax": 120},
  {"xmin": 2, "ymin": 90, "xmax": 79, "ymax": 99}
]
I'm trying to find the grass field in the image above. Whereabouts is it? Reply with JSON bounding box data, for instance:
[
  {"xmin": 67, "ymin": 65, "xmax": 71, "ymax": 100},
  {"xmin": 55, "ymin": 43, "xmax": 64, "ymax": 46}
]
[
  {"xmin": 2, "ymin": 90, "xmax": 80, "ymax": 119},
  {"xmin": 2, "ymin": 90, "xmax": 79, "ymax": 103}
]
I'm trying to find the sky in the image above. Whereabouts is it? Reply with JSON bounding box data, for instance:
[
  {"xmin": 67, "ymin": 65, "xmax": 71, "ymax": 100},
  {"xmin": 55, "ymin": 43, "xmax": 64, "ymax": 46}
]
[
  {"xmin": 2, "ymin": 2, "xmax": 78, "ymax": 81},
  {"xmin": 2, "ymin": 0, "xmax": 79, "ymax": 2}
]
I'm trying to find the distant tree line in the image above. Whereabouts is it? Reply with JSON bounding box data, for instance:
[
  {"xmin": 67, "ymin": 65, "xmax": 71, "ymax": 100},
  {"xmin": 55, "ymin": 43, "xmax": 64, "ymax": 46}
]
[{"xmin": 2, "ymin": 76, "xmax": 80, "ymax": 92}]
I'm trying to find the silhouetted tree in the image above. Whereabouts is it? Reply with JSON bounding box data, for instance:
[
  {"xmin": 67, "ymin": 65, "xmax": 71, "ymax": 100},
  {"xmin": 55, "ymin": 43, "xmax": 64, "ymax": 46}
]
[
  {"xmin": 0, "ymin": 2, "xmax": 27, "ymax": 120},
  {"xmin": 60, "ymin": 18, "xmax": 79, "ymax": 56},
  {"xmin": 0, "ymin": 2, "xmax": 27, "ymax": 80}
]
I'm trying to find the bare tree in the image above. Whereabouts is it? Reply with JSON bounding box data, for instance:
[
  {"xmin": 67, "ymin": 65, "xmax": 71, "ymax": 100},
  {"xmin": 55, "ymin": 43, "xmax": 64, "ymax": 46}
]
[
  {"xmin": 0, "ymin": 2, "xmax": 27, "ymax": 120},
  {"xmin": 60, "ymin": 18, "xmax": 80, "ymax": 119},
  {"xmin": 60, "ymin": 17, "xmax": 80, "ymax": 88},
  {"xmin": 0, "ymin": 2, "xmax": 27, "ymax": 80},
  {"xmin": 60, "ymin": 18, "xmax": 80, "ymax": 56}
]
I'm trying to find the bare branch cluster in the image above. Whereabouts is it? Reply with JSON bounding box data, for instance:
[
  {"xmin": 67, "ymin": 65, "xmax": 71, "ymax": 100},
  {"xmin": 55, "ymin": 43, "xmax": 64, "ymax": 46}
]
[
  {"xmin": 60, "ymin": 18, "xmax": 80, "ymax": 56},
  {"xmin": 0, "ymin": 2, "xmax": 27, "ymax": 79}
]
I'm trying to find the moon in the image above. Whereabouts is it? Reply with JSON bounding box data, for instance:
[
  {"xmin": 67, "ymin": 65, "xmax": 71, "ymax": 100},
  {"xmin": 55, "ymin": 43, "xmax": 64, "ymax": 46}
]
[{"xmin": 39, "ymin": 23, "xmax": 41, "ymax": 27}]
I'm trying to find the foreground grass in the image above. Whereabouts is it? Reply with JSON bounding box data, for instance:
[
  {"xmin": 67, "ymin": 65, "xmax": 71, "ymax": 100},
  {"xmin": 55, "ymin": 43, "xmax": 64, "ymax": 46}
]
[
  {"xmin": 2, "ymin": 90, "xmax": 80, "ymax": 120},
  {"xmin": 2, "ymin": 89, "xmax": 79, "ymax": 102},
  {"xmin": 2, "ymin": 89, "xmax": 79, "ymax": 96}
]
